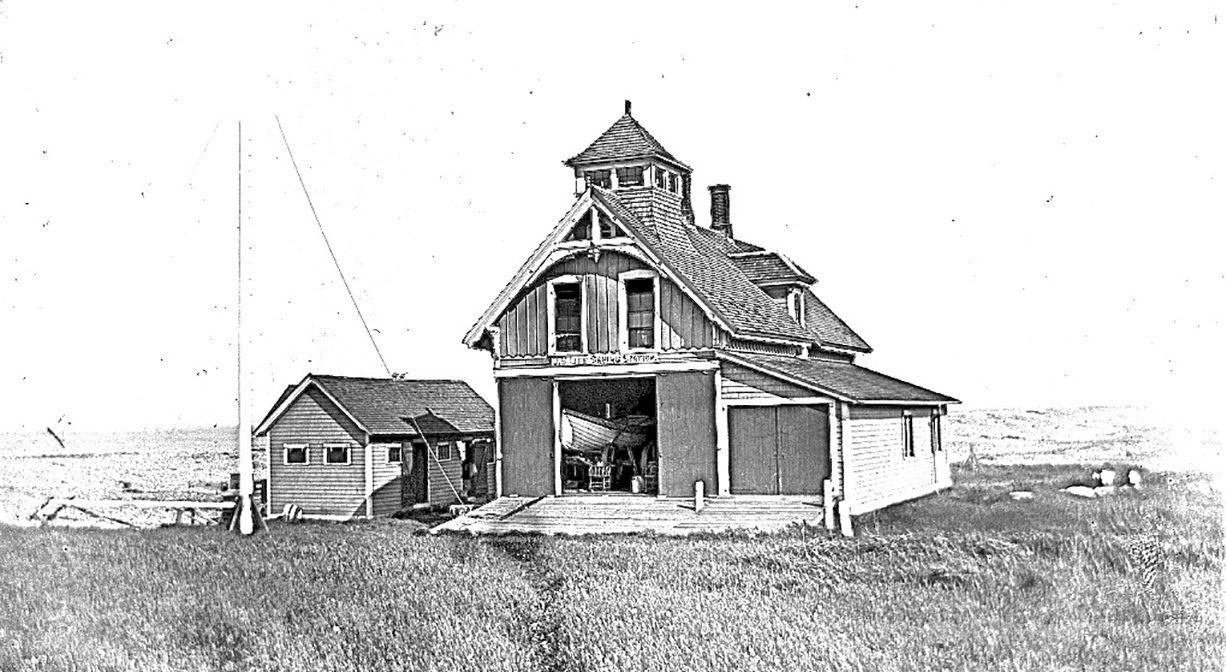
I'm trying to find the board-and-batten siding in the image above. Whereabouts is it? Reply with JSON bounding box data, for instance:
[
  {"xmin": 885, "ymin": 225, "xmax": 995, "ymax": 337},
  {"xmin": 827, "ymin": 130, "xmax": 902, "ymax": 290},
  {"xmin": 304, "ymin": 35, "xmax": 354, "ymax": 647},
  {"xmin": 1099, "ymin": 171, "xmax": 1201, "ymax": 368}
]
[
  {"xmin": 496, "ymin": 251, "xmax": 712, "ymax": 357},
  {"xmin": 842, "ymin": 406, "xmax": 945, "ymax": 515},
  {"xmin": 267, "ymin": 387, "xmax": 367, "ymax": 518}
]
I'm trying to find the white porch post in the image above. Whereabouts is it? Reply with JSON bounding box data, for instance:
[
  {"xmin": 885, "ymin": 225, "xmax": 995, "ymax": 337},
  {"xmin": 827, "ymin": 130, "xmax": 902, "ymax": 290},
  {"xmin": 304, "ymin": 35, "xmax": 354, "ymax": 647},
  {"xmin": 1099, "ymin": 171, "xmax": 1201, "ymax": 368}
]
[
  {"xmin": 714, "ymin": 368, "xmax": 730, "ymax": 496},
  {"xmin": 553, "ymin": 379, "xmax": 562, "ymax": 496},
  {"xmin": 363, "ymin": 436, "xmax": 374, "ymax": 518},
  {"xmin": 493, "ymin": 378, "xmax": 504, "ymax": 499}
]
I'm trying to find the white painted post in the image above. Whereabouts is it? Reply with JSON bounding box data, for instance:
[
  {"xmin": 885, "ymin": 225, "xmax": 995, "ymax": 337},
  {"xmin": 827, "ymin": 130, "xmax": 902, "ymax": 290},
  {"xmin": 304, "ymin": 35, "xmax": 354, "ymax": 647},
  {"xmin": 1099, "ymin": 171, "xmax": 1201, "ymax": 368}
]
[
  {"xmin": 839, "ymin": 501, "xmax": 853, "ymax": 538},
  {"xmin": 694, "ymin": 480, "xmax": 705, "ymax": 512},
  {"xmin": 713, "ymin": 370, "xmax": 730, "ymax": 497},
  {"xmin": 823, "ymin": 479, "xmax": 835, "ymax": 531}
]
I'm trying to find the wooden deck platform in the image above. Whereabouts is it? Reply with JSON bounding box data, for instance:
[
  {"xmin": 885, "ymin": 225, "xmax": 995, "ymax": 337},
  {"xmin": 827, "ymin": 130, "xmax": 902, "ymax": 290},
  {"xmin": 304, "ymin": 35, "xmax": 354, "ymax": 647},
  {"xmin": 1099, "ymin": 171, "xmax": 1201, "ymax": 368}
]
[{"xmin": 431, "ymin": 495, "xmax": 826, "ymax": 536}]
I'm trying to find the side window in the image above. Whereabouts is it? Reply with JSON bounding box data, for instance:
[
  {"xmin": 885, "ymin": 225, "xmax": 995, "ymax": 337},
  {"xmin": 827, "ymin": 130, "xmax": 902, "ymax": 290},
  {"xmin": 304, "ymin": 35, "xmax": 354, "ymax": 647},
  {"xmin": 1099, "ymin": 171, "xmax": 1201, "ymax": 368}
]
[
  {"xmin": 388, "ymin": 444, "xmax": 403, "ymax": 463},
  {"xmin": 436, "ymin": 442, "xmax": 453, "ymax": 461},
  {"xmin": 902, "ymin": 413, "xmax": 915, "ymax": 458},
  {"xmin": 931, "ymin": 414, "xmax": 942, "ymax": 452}
]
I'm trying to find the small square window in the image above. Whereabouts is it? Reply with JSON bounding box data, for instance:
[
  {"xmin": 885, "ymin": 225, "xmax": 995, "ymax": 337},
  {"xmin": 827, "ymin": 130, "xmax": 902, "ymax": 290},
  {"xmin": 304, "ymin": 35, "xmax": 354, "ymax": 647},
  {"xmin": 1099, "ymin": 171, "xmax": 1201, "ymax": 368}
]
[
  {"xmin": 325, "ymin": 444, "xmax": 350, "ymax": 465},
  {"xmin": 616, "ymin": 166, "xmax": 644, "ymax": 188},
  {"xmin": 388, "ymin": 444, "xmax": 402, "ymax": 463},
  {"xmin": 284, "ymin": 444, "xmax": 308, "ymax": 464},
  {"xmin": 436, "ymin": 442, "xmax": 452, "ymax": 461}
]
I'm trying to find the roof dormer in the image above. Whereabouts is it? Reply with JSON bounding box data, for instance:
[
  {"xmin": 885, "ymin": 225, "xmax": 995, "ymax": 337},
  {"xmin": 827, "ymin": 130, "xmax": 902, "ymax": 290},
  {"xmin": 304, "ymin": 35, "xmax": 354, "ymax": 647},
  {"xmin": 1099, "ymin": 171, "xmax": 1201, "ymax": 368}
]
[{"xmin": 564, "ymin": 101, "xmax": 694, "ymax": 224}]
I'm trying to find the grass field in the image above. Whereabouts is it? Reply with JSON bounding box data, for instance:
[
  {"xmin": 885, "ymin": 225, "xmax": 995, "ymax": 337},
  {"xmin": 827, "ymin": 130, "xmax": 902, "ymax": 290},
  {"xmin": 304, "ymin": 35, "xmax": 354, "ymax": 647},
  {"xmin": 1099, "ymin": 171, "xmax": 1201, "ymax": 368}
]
[
  {"xmin": 1, "ymin": 407, "xmax": 1222, "ymax": 670},
  {"xmin": 1, "ymin": 462, "xmax": 1221, "ymax": 671}
]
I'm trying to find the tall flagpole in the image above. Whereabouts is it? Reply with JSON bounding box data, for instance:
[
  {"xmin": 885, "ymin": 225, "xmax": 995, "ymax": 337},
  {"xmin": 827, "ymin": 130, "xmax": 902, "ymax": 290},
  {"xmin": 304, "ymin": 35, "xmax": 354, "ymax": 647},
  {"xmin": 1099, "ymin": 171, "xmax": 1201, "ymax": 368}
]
[{"xmin": 236, "ymin": 120, "xmax": 255, "ymax": 535}]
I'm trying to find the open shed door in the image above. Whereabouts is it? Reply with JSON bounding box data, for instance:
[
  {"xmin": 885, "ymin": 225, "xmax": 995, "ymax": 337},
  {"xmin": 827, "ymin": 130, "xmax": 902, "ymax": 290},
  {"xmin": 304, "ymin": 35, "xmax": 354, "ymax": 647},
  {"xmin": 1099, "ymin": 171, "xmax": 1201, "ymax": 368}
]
[{"xmin": 729, "ymin": 405, "xmax": 829, "ymax": 495}]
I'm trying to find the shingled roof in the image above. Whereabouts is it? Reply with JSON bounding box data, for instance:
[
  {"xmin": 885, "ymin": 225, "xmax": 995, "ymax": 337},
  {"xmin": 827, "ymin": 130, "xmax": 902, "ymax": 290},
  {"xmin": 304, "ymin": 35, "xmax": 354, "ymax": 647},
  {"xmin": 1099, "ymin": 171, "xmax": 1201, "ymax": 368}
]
[
  {"xmin": 591, "ymin": 187, "xmax": 813, "ymax": 343},
  {"xmin": 728, "ymin": 251, "xmax": 816, "ymax": 285},
  {"xmin": 802, "ymin": 289, "xmax": 872, "ymax": 352},
  {"xmin": 256, "ymin": 375, "xmax": 494, "ymax": 437},
  {"xmin": 721, "ymin": 352, "xmax": 958, "ymax": 404},
  {"xmin": 565, "ymin": 108, "xmax": 690, "ymax": 170}
]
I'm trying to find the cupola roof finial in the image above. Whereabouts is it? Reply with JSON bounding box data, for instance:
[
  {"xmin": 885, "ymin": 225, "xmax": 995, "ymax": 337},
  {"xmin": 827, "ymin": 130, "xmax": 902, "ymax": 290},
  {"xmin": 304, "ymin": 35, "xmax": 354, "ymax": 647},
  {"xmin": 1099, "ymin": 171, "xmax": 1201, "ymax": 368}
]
[{"xmin": 625, "ymin": 100, "xmax": 632, "ymax": 116}]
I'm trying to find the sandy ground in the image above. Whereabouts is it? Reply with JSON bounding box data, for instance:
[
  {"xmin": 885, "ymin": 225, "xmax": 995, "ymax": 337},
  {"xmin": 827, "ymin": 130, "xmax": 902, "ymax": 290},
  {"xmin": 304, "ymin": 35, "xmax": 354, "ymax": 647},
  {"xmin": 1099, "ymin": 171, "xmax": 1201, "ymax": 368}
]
[{"xmin": 0, "ymin": 406, "xmax": 1219, "ymax": 528}]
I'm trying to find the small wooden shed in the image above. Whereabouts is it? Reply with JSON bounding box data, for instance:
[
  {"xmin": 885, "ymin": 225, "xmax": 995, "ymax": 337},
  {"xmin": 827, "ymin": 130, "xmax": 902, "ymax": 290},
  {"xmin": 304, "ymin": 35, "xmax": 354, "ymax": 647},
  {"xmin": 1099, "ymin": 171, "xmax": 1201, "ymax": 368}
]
[{"xmin": 254, "ymin": 374, "xmax": 495, "ymax": 520}]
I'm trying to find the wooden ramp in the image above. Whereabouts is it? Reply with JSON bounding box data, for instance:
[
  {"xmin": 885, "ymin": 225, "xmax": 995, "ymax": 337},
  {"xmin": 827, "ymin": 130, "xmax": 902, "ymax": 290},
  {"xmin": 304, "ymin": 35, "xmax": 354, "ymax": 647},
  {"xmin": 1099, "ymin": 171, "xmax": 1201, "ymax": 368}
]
[{"xmin": 431, "ymin": 495, "xmax": 824, "ymax": 536}]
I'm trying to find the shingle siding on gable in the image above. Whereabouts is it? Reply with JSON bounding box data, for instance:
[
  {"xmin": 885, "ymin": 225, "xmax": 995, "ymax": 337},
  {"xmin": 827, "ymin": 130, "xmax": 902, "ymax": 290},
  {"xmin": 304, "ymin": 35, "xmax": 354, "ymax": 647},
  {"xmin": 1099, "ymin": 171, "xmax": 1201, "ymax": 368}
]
[{"xmin": 496, "ymin": 250, "xmax": 712, "ymax": 357}]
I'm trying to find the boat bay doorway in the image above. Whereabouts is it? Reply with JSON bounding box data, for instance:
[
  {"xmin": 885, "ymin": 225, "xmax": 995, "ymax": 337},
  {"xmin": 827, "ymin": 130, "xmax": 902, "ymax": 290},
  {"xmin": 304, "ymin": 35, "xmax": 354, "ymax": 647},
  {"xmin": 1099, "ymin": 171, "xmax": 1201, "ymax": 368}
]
[{"xmin": 557, "ymin": 377, "xmax": 657, "ymax": 495}]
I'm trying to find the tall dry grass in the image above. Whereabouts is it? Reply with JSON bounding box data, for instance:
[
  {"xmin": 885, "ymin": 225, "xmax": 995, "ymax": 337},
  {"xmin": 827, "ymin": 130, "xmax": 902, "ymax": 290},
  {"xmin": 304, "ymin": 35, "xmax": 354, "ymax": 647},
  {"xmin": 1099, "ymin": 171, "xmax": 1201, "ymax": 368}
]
[{"xmin": 0, "ymin": 464, "xmax": 1221, "ymax": 671}]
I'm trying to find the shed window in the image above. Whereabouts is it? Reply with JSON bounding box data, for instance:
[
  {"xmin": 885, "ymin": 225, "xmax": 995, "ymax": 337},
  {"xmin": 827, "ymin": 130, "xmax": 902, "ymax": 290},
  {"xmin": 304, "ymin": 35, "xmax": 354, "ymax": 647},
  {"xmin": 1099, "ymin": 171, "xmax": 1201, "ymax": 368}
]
[
  {"xmin": 284, "ymin": 444, "xmax": 308, "ymax": 465},
  {"xmin": 324, "ymin": 444, "xmax": 351, "ymax": 465},
  {"xmin": 584, "ymin": 169, "xmax": 611, "ymax": 189},
  {"xmin": 931, "ymin": 415, "xmax": 942, "ymax": 452},
  {"xmin": 902, "ymin": 414, "xmax": 915, "ymax": 458},
  {"xmin": 625, "ymin": 278, "xmax": 655, "ymax": 349},
  {"xmin": 388, "ymin": 444, "xmax": 403, "ymax": 463},
  {"xmin": 616, "ymin": 166, "xmax": 644, "ymax": 188},
  {"xmin": 553, "ymin": 282, "xmax": 583, "ymax": 353},
  {"xmin": 435, "ymin": 442, "xmax": 452, "ymax": 461}
]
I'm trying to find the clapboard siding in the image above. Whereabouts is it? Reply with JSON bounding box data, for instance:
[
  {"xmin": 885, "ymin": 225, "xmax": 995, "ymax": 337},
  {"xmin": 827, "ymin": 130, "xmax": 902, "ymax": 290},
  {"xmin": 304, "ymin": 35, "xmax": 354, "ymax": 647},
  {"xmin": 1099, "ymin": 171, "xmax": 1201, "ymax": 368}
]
[
  {"xmin": 496, "ymin": 251, "xmax": 712, "ymax": 356},
  {"xmin": 370, "ymin": 442, "xmax": 404, "ymax": 516},
  {"xmin": 720, "ymin": 362, "xmax": 812, "ymax": 401},
  {"xmin": 842, "ymin": 406, "xmax": 942, "ymax": 515},
  {"xmin": 267, "ymin": 387, "xmax": 367, "ymax": 518},
  {"xmin": 426, "ymin": 443, "xmax": 464, "ymax": 507}
]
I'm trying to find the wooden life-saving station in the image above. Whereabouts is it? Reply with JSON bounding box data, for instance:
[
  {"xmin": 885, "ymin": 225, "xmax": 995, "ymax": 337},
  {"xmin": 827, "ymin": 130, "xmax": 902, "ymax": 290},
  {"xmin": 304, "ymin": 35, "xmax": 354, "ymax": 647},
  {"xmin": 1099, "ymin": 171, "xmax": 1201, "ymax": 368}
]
[{"xmin": 459, "ymin": 101, "xmax": 958, "ymax": 531}]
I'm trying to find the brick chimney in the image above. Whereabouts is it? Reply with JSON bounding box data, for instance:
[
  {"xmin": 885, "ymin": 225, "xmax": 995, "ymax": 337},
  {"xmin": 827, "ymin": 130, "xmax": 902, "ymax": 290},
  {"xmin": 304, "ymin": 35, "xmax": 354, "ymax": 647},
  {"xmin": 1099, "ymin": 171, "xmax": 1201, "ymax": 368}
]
[{"xmin": 708, "ymin": 184, "xmax": 732, "ymax": 238}]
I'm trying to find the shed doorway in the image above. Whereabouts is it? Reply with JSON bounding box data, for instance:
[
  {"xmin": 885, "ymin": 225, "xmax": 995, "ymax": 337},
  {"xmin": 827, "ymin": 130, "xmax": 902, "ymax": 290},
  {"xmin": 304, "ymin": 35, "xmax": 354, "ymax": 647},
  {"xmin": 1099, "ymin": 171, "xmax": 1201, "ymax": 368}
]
[
  {"xmin": 558, "ymin": 377, "xmax": 657, "ymax": 494},
  {"xmin": 728, "ymin": 405, "xmax": 829, "ymax": 495}
]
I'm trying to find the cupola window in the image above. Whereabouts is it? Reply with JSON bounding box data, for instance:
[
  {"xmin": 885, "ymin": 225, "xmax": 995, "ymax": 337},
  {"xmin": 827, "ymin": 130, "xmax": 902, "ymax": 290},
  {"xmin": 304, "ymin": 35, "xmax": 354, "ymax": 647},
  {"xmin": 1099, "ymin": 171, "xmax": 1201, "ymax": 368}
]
[
  {"xmin": 616, "ymin": 166, "xmax": 645, "ymax": 188},
  {"xmin": 584, "ymin": 169, "xmax": 611, "ymax": 189}
]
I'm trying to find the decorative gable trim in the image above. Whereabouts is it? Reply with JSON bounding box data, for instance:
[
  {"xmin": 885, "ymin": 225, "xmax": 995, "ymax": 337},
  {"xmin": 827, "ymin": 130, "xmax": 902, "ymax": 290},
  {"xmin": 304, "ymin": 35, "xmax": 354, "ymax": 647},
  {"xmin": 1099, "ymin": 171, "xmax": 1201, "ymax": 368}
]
[{"xmin": 464, "ymin": 189, "xmax": 744, "ymax": 350}]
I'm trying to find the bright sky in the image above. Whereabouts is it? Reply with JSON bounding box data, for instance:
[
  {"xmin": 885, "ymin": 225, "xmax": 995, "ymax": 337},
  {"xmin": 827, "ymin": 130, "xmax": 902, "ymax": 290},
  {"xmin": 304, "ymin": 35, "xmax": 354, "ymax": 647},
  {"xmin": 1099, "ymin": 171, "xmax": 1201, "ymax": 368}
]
[{"xmin": 1, "ymin": 3, "xmax": 1222, "ymax": 433}]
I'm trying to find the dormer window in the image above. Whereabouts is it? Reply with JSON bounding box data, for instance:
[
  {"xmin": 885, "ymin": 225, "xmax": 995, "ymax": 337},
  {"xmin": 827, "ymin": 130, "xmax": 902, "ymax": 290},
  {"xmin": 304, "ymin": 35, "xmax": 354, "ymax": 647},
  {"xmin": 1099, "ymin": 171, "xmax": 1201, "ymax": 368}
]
[
  {"xmin": 585, "ymin": 169, "xmax": 611, "ymax": 189},
  {"xmin": 548, "ymin": 277, "xmax": 586, "ymax": 354},
  {"xmin": 616, "ymin": 166, "xmax": 644, "ymax": 188},
  {"xmin": 618, "ymin": 270, "xmax": 658, "ymax": 351}
]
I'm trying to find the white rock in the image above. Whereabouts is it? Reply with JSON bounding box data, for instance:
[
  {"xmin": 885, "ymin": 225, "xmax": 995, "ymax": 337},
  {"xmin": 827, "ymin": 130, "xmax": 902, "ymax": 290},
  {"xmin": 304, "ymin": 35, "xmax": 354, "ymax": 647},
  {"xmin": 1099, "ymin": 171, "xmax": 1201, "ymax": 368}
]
[
  {"xmin": 1127, "ymin": 469, "xmax": 1143, "ymax": 486},
  {"xmin": 1064, "ymin": 485, "xmax": 1098, "ymax": 498},
  {"xmin": 1009, "ymin": 491, "xmax": 1034, "ymax": 500},
  {"xmin": 1100, "ymin": 469, "xmax": 1117, "ymax": 486}
]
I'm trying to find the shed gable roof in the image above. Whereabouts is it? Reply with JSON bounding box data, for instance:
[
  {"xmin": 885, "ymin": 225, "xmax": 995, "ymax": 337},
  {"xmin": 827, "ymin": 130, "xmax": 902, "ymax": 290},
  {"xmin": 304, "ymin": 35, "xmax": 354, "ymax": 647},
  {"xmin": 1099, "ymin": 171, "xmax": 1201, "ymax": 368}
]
[
  {"xmin": 719, "ymin": 352, "xmax": 958, "ymax": 405},
  {"xmin": 255, "ymin": 375, "xmax": 494, "ymax": 437}
]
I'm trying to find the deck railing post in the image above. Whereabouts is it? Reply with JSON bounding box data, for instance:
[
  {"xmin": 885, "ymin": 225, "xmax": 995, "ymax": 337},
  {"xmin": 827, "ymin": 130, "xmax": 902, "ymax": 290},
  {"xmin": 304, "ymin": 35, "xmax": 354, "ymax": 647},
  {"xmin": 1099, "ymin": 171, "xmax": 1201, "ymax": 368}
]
[{"xmin": 694, "ymin": 480, "xmax": 705, "ymax": 512}]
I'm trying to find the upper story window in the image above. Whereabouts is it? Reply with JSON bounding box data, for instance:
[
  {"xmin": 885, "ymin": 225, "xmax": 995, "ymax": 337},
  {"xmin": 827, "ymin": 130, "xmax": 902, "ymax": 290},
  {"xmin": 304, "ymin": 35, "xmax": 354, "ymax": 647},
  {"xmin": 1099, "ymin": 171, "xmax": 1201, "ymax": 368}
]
[
  {"xmin": 668, "ymin": 172, "xmax": 679, "ymax": 193},
  {"xmin": 619, "ymin": 270, "xmax": 657, "ymax": 351},
  {"xmin": 653, "ymin": 167, "xmax": 666, "ymax": 189},
  {"xmin": 549, "ymin": 277, "xmax": 585, "ymax": 354},
  {"xmin": 585, "ymin": 169, "xmax": 611, "ymax": 189},
  {"xmin": 616, "ymin": 166, "xmax": 645, "ymax": 188}
]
